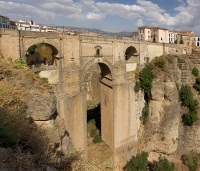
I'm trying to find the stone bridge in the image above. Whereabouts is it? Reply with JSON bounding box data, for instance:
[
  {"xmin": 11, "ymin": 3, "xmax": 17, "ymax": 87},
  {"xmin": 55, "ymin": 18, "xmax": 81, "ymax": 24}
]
[{"xmin": 0, "ymin": 28, "xmax": 191, "ymax": 170}]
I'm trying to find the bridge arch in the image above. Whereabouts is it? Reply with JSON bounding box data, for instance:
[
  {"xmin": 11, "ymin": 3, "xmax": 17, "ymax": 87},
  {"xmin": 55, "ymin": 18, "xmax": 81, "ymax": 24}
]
[
  {"xmin": 25, "ymin": 42, "xmax": 59, "ymax": 66},
  {"xmin": 21, "ymin": 38, "xmax": 61, "ymax": 59},
  {"xmin": 82, "ymin": 58, "xmax": 113, "ymax": 83},
  {"xmin": 83, "ymin": 59, "xmax": 114, "ymax": 151},
  {"xmin": 125, "ymin": 46, "xmax": 139, "ymax": 62}
]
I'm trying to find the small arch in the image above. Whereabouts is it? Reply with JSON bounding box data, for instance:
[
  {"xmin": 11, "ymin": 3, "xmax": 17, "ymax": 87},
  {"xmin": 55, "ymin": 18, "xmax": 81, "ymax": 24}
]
[
  {"xmin": 94, "ymin": 45, "xmax": 102, "ymax": 57},
  {"xmin": 96, "ymin": 49, "xmax": 100, "ymax": 56},
  {"xmin": 125, "ymin": 46, "xmax": 138, "ymax": 61}
]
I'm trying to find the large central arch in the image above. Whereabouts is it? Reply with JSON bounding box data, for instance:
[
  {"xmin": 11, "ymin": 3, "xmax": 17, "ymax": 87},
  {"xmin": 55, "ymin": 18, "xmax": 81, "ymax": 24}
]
[{"xmin": 83, "ymin": 60, "xmax": 114, "ymax": 150}]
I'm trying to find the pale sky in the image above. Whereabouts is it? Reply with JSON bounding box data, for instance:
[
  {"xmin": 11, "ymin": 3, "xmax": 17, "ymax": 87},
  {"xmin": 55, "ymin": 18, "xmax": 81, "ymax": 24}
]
[{"xmin": 1, "ymin": 0, "xmax": 200, "ymax": 33}]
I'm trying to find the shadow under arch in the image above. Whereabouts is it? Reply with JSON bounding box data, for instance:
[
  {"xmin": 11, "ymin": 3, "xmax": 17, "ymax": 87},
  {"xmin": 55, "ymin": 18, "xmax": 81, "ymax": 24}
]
[
  {"xmin": 26, "ymin": 43, "xmax": 59, "ymax": 65},
  {"xmin": 125, "ymin": 46, "xmax": 138, "ymax": 61},
  {"xmin": 82, "ymin": 59, "xmax": 113, "ymax": 84}
]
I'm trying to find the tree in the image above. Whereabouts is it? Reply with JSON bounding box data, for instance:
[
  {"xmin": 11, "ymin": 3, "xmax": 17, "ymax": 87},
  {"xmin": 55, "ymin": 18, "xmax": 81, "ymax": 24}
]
[
  {"xmin": 192, "ymin": 67, "xmax": 199, "ymax": 77},
  {"xmin": 139, "ymin": 67, "xmax": 153, "ymax": 94},
  {"xmin": 154, "ymin": 156, "xmax": 175, "ymax": 171},
  {"xmin": 124, "ymin": 152, "xmax": 148, "ymax": 171}
]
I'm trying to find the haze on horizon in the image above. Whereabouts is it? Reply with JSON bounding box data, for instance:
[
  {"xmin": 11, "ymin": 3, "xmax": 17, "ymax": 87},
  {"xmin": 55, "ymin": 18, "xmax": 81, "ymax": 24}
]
[{"xmin": 1, "ymin": 0, "xmax": 200, "ymax": 34}]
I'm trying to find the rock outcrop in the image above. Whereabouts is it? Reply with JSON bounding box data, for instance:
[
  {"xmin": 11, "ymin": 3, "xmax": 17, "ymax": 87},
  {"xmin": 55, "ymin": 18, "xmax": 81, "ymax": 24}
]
[{"xmin": 138, "ymin": 55, "xmax": 200, "ymax": 169}]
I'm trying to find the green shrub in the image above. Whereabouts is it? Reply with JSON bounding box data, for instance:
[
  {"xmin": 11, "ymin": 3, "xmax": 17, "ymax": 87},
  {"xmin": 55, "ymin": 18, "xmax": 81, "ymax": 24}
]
[
  {"xmin": 183, "ymin": 154, "xmax": 198, "ymax": 171},
  {"xmin": 180, "ymin": 85, "xmax": 194, "ymax": 107},
  {"xmin": 134, "ymin": 81, "xmax": 141, "ymax": 92},
  {"xmin": 192, "ymin": 67, "xmax": 199, "ymax": 77},
  {"xmin": 147, "ymin": 56, "xmax": 168, "ymax": 77},
  {"xmin": 27, "ymin": 45, "xmax": 37, "ymax": 55},
  {"xmin": 124, "ymin": 152, "xmax": 148, "ymax": 171},
  {"xmin": 153, "ymin": 156, "xmax": 175, "ymax": 171},
  {"xmin": 88, "ymin": 119, "xmax": 96, "ymax": 125},
  {"xmin": 93, "ymin": 134, "xmax": 102, "ymax": 143},
  {"xmin": 0, "ymin": 127, "xmax": 19, "ymax": 146},
  {"xmin": 139, "ymin": 67, "xmax": 153, "ymax": 94},
  {"xmin": 13, "ymin": 58, "xmax": 28, "ymax": 70},
  {"xmin": 188, "ymin": 99, "xmax": 198, "ymax": 113},
  {"xmin": 193, "ymin": 77, "xmax": 200, "ymax": 93},
  {"xmin": 90, "ymin": 128, "xmax": 97, "ymax": 137},
  {"xmin": 179, "ymin": 85, "xmax": 198, "ymax": 126},
  {"xmin": 40, "ymin": 77, "xmax": 48, "ymax": 83},
  {"xmin": 140, "ymin": 102, "xmax": 149, "ymax": 125},
  {"xmin": 182, "ymin": 111, "xmax": 197, "ymax": 126}
]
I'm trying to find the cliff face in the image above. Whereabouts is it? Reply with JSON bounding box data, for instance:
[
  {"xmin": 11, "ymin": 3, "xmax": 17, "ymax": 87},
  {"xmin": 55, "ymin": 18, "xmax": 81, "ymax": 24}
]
[{"xmin": 138, "ymin": 55, "xmax": 200, "ymax": 167}]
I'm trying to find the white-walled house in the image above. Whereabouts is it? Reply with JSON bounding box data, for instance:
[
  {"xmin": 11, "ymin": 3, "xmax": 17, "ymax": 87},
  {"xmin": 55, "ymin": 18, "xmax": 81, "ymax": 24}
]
[
  {"xmin": 0, "ymin": 15, "xmax": 10, "ymax": 29},
  {"xmin": 190, "ymin": 35, "xmax": 200, "ymax": 46},
  {"xmin": 169, "ymin": 31, "xmax": 178, "ymax": 43},
  {"xmin": 15, "ymin": 20, "xmax": 31, "ymax": 30},
  {"xmin": 137, "ymin": 26, "xmax": 169, "ymax": 43}
]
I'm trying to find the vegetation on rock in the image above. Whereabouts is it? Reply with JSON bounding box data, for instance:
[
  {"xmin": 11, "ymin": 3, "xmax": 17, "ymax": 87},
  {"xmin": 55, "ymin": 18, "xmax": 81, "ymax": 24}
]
[
  {"xmin": 140, "ymin": 102, "xmax": 149, "ymax": 125},
  {"xmin": 147, "ymin": 56, "xmax": 168, "ymax": 77},
  {"xmin": 192, "ymin": 67, "xmax": 199, "ymax": 77},
  {"xmin": 183, "ymin": 153, "xmax": 198, "ymax": 171},
  {"xmin": 134, "ymin": 81, "xmax": 141, "ymax": 92},
  {"xmin": 124, "ymin": 152, "xmax": 148, "ymax": 171},
  {"xmin": 153, "ymin": 156, "xmax": 175, "ymax": 171},
  {"xmin": 179, "ymin": 85, "xmax": 198, "ymax": 126},
  {"xmin": 139, "ymin": 67, "xmax": 153, "ymax": 94}
]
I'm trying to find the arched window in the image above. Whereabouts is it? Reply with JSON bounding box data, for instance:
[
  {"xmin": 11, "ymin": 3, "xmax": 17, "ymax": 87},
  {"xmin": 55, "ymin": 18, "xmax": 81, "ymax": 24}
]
[
  {"xmin": 96, "ymin": 49, "xmax": 100, "ymax": 56},
  {"xmin": 94, "ymin": 45, "xmax": 102, "ymax": 57}
]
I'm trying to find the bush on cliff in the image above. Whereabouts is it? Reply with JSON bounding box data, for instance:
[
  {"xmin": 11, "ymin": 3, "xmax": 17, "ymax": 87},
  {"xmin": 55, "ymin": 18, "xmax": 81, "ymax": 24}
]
[
  {"xmin": 183, "ymin": 153, "xmax": 198, "ymax": 171},
  {"xmin": 179, "ymin": 85, "xmax": 198, "ymax": 126},
  {"xmin": 134, "ymin": 81, "xmax": 141, "ymax": 92},
  {"xmin": 153, "ymin": 156, "xmax": 175, "ymax": 171},
  {"xmin": 124, "ymin": 152, "xmax": 148, "ymax": 171},
  {"xmin": 192, "ymin": 67, "xmax": 199, "ymax": 77},
  {"xmin": 139, "ymin": 67, "xmax": 153, "ymax": 94},
  {"xmin": 140, "ymin": 102, "xmax": 149, "ymax": 124},
  {"xmin": 147, "ymin": 56, "xmax": 168, "ymax": 77}
]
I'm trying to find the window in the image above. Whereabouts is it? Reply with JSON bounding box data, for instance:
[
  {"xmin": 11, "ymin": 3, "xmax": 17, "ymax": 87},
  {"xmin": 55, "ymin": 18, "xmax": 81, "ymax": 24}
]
[
  {"xmin": 161, "ymin": 37, "xmax": 163, "ymax": 41},
  {"xmin": 197, "ymin": 42, "xmax": 199, "ymax": 46},
  {"xmin": 96, "ymin": 49, "xmax": 100, "ymax": 56}
]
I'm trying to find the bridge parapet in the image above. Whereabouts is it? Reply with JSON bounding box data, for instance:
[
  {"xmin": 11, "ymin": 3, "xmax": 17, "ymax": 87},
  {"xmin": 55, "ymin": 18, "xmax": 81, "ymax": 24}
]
[{"xmin": 19, "ymin": 30, "xmax": 63, "ymax": 38}]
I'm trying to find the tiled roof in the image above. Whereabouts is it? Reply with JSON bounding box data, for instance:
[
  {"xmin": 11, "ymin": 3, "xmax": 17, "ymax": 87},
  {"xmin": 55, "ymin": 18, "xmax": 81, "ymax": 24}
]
[{"xmin": 139, "ymin": 26, "xmax": 168, "ymax": 30}]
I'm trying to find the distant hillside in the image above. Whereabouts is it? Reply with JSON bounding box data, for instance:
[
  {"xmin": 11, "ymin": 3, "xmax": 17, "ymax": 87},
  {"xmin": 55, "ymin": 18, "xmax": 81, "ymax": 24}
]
[{"xmin": 57, "ymin": 26, "xmax": 133, "ymax": 38}]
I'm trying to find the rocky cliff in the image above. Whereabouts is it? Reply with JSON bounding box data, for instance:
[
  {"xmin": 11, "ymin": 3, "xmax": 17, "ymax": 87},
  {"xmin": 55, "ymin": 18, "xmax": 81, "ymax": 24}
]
[{"xmin": 137, "ymin": 54, "xmax": 200, "ymax": 170}]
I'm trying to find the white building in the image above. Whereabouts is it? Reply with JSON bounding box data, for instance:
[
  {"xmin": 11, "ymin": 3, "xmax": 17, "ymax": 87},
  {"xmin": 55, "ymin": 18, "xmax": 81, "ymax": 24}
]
[
  {"xmin": 169, "ymin": 31, "xmax": 178, "ymax": 43},
  {"xmin": 137, "ymin": 26, "xmax": 169, "ymax": 43},
  {"xmin": 0, "ymin": 15, "xmax": 10, "ymax": 29},
  {"xmin": 191, "ymin": 35, "xmax": 200, "ymax": 46},
  {"xmin": 15, "ymin": 20, "xmax": 31, "ymax": 30}
]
